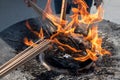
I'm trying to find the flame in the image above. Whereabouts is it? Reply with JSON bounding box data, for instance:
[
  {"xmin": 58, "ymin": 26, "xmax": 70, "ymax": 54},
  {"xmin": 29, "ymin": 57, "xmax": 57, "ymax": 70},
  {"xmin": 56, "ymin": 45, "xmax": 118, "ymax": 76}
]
[
  {"xmin": 24, "ymin": 0, "xmax": 110, "ymax": 62},
  {"xmin": 39, "ymin": 28, "xmax": 44, "ymax": 39},
  {"xmin": 85, "ymin": 26, "xmax": 110, "ymax": 55},
  {"xmin": 24, "ymin": 37, "xmax": 36, "ymax": 47},
  {"xmin": 74, "ymin": 26, "xmax": 110, "ymax": 62},
  {"xmin": 74, "ymin": 49, "xmax": 98, "ymax": 62},
  {"xmin": 24, "ymin": 21, "xmax": 44, "ymax": 46},
  {"xmin": 25, "ymin": 21, "xmax": 44, "ymax": 39},
  {"xmin": 79, "ymin": 6, "xmax": 104, "ymax": 24}
]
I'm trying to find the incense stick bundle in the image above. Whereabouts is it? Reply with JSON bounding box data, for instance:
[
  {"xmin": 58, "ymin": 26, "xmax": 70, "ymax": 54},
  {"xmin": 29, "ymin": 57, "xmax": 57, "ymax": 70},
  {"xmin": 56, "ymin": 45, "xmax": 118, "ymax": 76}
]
[{"xmin": 0, "ymin": 39, "xmax": 51, "ymax": 78}]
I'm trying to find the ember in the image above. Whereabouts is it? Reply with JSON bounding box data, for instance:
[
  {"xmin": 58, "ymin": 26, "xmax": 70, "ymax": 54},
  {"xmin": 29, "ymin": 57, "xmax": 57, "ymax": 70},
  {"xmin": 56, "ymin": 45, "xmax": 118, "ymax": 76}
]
[{"xmin": 24, "ymin": 0, "xmax": 110, "ymax": 73}]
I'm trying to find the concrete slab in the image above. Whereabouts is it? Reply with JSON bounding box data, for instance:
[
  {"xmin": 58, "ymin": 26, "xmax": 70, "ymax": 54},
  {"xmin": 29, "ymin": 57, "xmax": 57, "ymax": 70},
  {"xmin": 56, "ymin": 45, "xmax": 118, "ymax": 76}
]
[
  {"xmin": 0, "ymin": 38, "xmax": 15, "ymax": 65},
  {"xmin": 104, "ymin": 0, "xmax": 120, "ymax": 24},
  {"xmin": 91, "ymin": 0, "xmax": 120, "ymax": 24}
]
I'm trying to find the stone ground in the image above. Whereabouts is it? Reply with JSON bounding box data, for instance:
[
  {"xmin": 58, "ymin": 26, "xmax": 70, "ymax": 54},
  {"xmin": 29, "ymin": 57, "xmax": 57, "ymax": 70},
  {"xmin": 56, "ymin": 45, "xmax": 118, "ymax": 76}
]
[{"xmin": 0, "ymin": 18, "xmax": 120, "ymax": 80}]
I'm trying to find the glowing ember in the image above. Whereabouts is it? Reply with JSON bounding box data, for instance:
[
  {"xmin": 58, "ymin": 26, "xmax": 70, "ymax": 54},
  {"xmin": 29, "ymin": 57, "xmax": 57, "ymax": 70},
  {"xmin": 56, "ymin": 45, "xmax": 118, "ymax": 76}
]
[{"xmin": 24, "ymin": 0, "xmax": 110, "ymax": 62}]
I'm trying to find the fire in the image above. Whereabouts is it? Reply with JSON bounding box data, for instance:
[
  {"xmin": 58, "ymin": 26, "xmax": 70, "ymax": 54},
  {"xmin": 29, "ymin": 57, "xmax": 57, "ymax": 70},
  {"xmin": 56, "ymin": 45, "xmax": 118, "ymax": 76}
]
[
  {"xmin": 75, "ymin": 26, "xmax": 110, "ymax": 61},
  {"xmin": 24, "ymin": 0, "xmax": 110, "ymax": 62},
  {"xmin": 24, "ymin": 37, "xmax": 36, "ymax": 47},
  {"xmin": 26, "ymin": 21, "xmax": 44, "ymax": 38},
  {"xmin": 24, "ymin": 21, "xmax": 44, "ymax": 46}
]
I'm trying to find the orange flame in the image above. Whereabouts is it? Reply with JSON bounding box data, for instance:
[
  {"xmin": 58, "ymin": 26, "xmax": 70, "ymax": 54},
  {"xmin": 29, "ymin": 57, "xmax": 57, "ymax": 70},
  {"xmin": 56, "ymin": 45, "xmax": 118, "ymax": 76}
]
[
  {"xmin": 74, "ymin": 26, "xmax": 110, "ymax": 62},
  {"xmin": 24, "ymin": 21, "xmax": 44, "ymax": 45},
  {"xmin": 85, "ymin": 26, "xmax": 110, "ymax": 55},
  {"xmin": 24, "ymin": 37, "xmax": 36, "ymax": 47},
  {"xmin": 25, "ymin": 21, "xmax": 44, "ymax": 39},
  {"xmin": 39, "ymin": 28, "xmax": 44, "ymax": 39},
  {"xmin": 74, "ymin": 49, "xmax": 98, "ymax": 62}
]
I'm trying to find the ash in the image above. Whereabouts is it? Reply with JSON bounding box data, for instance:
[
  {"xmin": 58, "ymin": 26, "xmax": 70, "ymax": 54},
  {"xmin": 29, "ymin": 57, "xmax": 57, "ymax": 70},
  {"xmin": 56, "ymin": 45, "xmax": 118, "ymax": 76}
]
[{"xmin": 0, "ymin": 19, "xmax": 120, "ymax": 80}]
